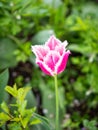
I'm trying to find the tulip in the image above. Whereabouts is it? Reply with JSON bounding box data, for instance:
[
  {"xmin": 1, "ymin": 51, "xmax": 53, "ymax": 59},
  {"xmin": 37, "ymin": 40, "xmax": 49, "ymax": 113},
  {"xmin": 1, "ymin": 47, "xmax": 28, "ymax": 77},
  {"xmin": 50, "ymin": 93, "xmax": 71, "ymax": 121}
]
[{"xmin": 31, "ymin": 35, "xmax": 70, "ymax": 76}]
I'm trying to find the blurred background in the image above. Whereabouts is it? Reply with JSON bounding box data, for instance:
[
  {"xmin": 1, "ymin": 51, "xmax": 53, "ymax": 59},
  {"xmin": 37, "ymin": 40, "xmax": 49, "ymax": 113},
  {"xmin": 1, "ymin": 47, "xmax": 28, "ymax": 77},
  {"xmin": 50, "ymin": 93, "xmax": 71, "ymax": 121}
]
[{"xmin": 0, "ymin": 0, "xmax": 98, "ymax": 129}]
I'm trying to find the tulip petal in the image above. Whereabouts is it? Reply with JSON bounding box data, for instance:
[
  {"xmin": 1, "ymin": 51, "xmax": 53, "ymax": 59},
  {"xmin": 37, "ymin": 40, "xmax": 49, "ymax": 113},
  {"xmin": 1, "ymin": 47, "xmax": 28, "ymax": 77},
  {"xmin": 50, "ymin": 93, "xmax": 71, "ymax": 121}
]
[
  {"xmin": 55, "ymin": 45, "xmax": 65, "ymax": 55},
  {"xmin": 36, "ymin": 60, "xmax": 53, "ymax": 76},
  {"xmin": 45, "ymin": 35, "xmax": 61, "ymax": 50},
  {"xmin": 44, "ymin": 51, "xmax": 60, "ymax": 72},
  {"xmin": 55, "ymin": 40, "xmax": 68, "ymax": 55},
  {"xmin": 62, "ymin": 40, "xmax": 68, "ymax": 47},
  {"xmin": 56, "ymin": 50, "xmax": 71, "ymax": 74},
  {"xmin": 31, "ymin": 45, "xmax": 49, "ymax": 61}
]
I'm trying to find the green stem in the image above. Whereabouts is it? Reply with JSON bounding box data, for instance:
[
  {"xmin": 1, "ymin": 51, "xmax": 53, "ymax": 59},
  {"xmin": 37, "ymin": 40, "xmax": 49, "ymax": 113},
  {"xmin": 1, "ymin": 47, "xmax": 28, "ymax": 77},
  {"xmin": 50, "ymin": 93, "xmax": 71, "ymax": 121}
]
[{"xmin": 54, "ymin": 75, "xmax": 59, "ymax": 130}]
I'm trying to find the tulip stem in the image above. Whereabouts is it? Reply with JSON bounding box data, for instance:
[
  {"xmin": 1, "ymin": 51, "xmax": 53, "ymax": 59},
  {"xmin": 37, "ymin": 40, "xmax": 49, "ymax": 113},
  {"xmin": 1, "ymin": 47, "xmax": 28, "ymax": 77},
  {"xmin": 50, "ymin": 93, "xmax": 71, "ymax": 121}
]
[{"xmin": 54, "ymin": 74, "xmax": 59, "ymax": 130}]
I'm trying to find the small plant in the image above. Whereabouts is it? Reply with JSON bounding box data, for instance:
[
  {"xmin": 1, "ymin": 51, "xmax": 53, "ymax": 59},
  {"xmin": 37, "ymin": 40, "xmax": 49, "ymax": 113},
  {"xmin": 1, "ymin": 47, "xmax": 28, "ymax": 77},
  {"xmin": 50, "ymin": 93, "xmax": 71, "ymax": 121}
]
[{"xmin": 0, "ymin": 84, "xmax": 41, "ymax": 129}]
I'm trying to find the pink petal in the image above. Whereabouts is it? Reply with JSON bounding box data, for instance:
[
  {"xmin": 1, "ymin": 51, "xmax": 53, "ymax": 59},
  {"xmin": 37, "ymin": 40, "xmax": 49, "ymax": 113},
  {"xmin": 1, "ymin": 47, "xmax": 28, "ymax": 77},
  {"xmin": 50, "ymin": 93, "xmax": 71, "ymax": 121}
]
[
  {"xmin": 44, "ymin": 51, "xmax": 60, "ymax": 72},
  {"xmin": 55, "ymin": 45, "xmax": 65, "ymax": 55},
  {"xmin": 55, "ymin": 41, "xmax": 68, "ymax": 55},
  {"xmin": 55, "ymin": 50, "xmax": 71, "ymax": 74},
  {"xmin": 36, "ymin": 60, "xmax": 53, "ymax": 76},
  {"xmin": 31, "ymin": 45, "xmax": 49, "ymax": 61},
  {"xmin": 45, "ymin": 35, "xmax": 61, "ymax": 50}
]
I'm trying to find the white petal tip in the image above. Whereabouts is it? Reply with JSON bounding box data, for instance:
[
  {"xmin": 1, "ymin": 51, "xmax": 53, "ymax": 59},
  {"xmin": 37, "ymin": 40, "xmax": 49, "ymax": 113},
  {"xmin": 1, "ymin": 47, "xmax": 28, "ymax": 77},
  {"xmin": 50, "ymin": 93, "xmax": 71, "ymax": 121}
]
[{"xmin": 63, "ymin": 40, "xmax": 68, "ymax": 47}]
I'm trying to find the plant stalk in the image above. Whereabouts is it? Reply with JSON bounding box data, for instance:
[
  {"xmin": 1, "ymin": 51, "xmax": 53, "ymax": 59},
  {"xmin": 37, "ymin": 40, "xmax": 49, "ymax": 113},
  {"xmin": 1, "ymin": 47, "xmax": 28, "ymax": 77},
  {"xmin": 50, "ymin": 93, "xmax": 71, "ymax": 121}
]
[{"xmin": 54, "ymin": 74, "xmax": 59, "ymax": 130}]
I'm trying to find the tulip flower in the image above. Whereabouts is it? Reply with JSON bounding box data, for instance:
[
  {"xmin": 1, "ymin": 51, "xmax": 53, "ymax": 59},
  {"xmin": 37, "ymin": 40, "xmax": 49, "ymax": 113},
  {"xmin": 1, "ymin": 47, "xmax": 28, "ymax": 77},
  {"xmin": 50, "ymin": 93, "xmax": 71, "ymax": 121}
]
[
  {"xmin": 31, "ymin": 35, "xmax": 70, "ymax": 76},
  {"xmin": 31, "ymin": 35, "xmax": 70, "ymax": 130}
]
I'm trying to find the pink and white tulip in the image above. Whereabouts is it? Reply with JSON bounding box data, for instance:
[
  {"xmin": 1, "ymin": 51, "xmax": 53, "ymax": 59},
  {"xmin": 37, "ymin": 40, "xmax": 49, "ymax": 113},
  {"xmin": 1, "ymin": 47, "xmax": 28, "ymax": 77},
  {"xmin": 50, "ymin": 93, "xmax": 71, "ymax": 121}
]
[{"xmin": 31, "ymin": 35, "xmax": 70, "ymax": 76}]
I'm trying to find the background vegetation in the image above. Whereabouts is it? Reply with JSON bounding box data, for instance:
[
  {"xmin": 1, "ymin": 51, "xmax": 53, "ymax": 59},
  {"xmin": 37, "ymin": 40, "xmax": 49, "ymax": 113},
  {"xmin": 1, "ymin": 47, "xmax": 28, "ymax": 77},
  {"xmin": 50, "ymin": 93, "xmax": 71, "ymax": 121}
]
[{"xmin": 0, "ymin": 0, "xmax": 98, "ymax": 129}]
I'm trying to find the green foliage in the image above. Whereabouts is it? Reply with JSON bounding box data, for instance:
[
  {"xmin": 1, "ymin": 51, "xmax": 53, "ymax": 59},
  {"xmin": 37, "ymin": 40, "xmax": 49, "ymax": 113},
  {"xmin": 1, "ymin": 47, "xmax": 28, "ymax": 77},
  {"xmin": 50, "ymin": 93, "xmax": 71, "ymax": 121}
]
[
  {"xmin": 0, "ymin": 0, "xmax": 98, "ymax": 129},
  {"xmin": 0, "ymin": 39, "xmax": 18, "ymax": 70},
  {"xmin": 0, "ymin": 69, "xmax": 9, "ymax": 103},
  {"xmin": 83, "ymin": 119, "xmax": 97, "ymax": 130},
  {"xmin": 0, "ymin": 84, "xmax": 41, "ymax": 129}
]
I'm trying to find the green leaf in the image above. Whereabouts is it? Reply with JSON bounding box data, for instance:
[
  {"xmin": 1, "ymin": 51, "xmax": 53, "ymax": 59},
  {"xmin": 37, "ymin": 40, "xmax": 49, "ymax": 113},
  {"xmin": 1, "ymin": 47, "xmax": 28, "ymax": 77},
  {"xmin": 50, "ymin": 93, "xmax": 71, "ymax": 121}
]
[
  {"xmin": 26, "ymin": 90, "xmax": 37, "ymax": 108},
  {"xmin": 1, "ymin": 102, "xmax": 9, "ymax": 114},
  {"xmin": 83, "ymin": 119, "xmax": 97, "ymax": 130},
  {"xmin": 58, "ymin": 87, "xmax": 65, "ymax": 112},
  {"xmin": 0, "ymin": 112, "xmax": 10, "ymax": 121},
  {"xmin": 17, "ymin": 87, "xmax": 31, "ymax": 101},
  {"xmin": 32, "ymin": 30, "xmax": 54, "ymax": 45},
  {"xmin": 18, "ymin": 100, "xmax": 27, "ymax": 116},
  {"xmin": 20, "ymin": 108, "xmax": 36, "ymax": 128},
  {"xmin": 68, "ymin": 44, "xmax": 92, "ymax": 54},
  {"xmin": 21, "ymin": 116, "xmax": 29, "ymax": 128},
  {"xmin": 5, "ymin": 84, "xmax": 18, "ymax": 98},
  {"xmin": 33, "ymin": 113, "xmax": 52, "ymax": 130},
  {"xmin": 0, "ymin": 69, "xmax": 9, "ymax": 103},
  {"xmin": 11, "ymin": 117, "xmax": 20, "ymax": 122},
  {"xmin": 8, "ymin": 122, "xmax": 22, "ymax": 130},
  {"xmin": 62, "ymin": 118, "xmax": 71, "ymax": 128},
  {"xmin": 0, "ymin": 38, "xmax": 18, "ymax": 70},
  {"xmin": 30, "ymin": 118, "xmax": 41, "ymax": 125}
]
